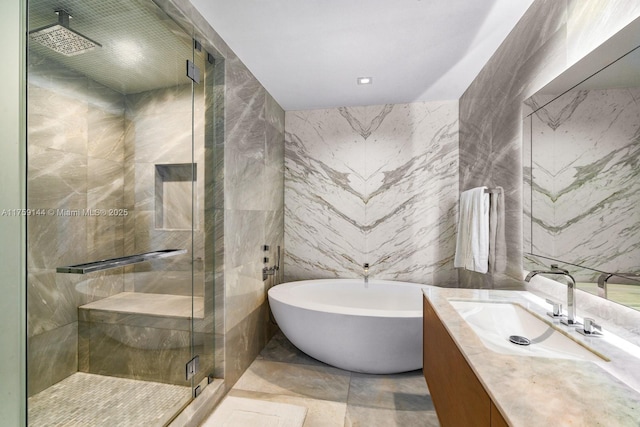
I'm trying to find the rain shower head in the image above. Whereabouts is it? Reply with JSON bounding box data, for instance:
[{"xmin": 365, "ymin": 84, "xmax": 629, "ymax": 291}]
[{"xmin": 29, "ymin": 10, "xmax": 101, "ymax": 56}]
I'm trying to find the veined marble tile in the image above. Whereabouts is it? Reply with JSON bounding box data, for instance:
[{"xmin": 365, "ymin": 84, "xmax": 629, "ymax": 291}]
[
  {"xmin": 125, "ymin": 85, "xmax": 193, "ymax": 117},
  {"xmin": 27, "ymin": 212, "xmax": 87, "ymax": 270},
  {"xmin": 365, "ymin": 102, "xmax": 458, "ymax": 282},
  {"xmin": 28, "ymin": 323, "xmax": 78, "ymax": 396},
  {"xmin": 75, "ymin": 269, "xmax": 125, "ymax": 306},
  {"xmin": 459, "ymin": 0, "xmax": 568, "ymax": 285},
  {"xmin": 27, "ymin": 269, "xmax": 83, "ymax": 336},
  {"xmin": 461, "ymin": 0, "xmax": 640, "ymax": 287},
  {"xmin": 83, "ymin": 321, "xmax": 192, "ymax": 385},
  {"xmin": 131, "ymin": 271, "xmax": 199, "ymax": 296},
  {"xmin": 346, "ymin": 371, "xmax": 439, "ymax": 427},
  {"xmin": 284, "ymin": 101, "xmax": 458, "ymax": 284},
  {"xmin": 226, "ymin": 56, "xmax": 267, "ymax": 154},
  {"xmin": 224, "ymin": 303, "xmax": 273, "ymax": 386},
  {"xmin": 87, "ymin": 104, "xmax": 125, "ymax": 162},
  {"xmin": 233, "ymin": 359, "xmax": 351, "ymax": 403},
  {"xmin": 225, "ymin": 264, "xmax": 266, "ymax": 332},
  {"xmin": 226, "ymin": 148, "xmax": 267, "ymax": 211},
  {"xmin": 88, "ymin": 157, "xmax": 124, "ymax": 209},
  {"xmin": 567, "ymin": 0, "xmax": 640, "ymax": 66},
  {"xmin": 28, "ymin": 85, "xmax": 89, "ymax": 156},
  {"xmin": 27, "ymin": 145, "xmax": 88, "ymax": 209},
  {"xmin": 265, "ymin": 209, "xmax": 284, "ymax": 258}
]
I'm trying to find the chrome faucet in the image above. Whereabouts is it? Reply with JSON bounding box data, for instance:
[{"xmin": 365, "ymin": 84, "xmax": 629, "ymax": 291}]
[
  {"xmin": 525, "ymin": 264, "xmax": 579, "ymax": 326},
  {"xmin": 363, "ymin": 263, "xmax": 369, "ymax": 284}
]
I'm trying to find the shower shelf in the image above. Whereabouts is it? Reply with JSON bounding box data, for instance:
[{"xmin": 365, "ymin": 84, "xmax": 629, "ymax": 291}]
[{"xmin": 56, "ymin": 249, "xmax": 187, "ymax": 274}]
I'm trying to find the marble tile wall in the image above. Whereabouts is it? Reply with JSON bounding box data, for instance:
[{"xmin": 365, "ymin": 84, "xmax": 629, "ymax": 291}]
[
  {"xmin": 222, "ymin": 52, "xmax": 285, "ymax": 387},
  {"xmin": 284, "ymin": 102, "xmax": 459, "ymax": 286},
  {"xmin": 458, "ymin": 0, "xmax": 640, "ymax": 288},
  {"xmin": 26, "ymin": 53, "xmax": 126, "ymax": 395},
  {"xmin": 524, "ymin": 88, "xmax": 640, "ymax": 279}
]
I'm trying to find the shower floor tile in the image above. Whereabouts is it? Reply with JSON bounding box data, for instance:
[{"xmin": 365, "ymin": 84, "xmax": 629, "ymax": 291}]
[{"xmin": 28, "ymin": 372, "xmax": 191, "ymax": 427}]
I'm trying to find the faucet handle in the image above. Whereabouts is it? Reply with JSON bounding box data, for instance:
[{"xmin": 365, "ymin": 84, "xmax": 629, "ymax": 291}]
[
  {"xmin": 578, "ymin": 317, "xmax": 603, "ymax": 337},
  {"xmin": 545, "ymin": 298, "xmax": 564, "ymax": 319}
]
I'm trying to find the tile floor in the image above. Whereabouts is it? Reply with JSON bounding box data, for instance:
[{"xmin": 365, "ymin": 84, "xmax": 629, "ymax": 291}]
[
  {"xmin": 205, "ymin": 331, "xmax": 441, "ymax": 426},
  {"xmin": 28, "ymin": 372, "xmax": 191, "ymax": 426}
]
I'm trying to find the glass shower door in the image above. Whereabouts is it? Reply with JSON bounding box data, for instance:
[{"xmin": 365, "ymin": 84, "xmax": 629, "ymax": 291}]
[{"xmin": 25, "ymin": 0, "xmax": 212, "ymax": 424}]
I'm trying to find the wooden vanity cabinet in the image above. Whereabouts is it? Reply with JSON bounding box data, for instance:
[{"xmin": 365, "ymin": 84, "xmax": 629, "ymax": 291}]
[{"xmin": 423, "ymin": 296, "xmax": 509, "ymax": 427}]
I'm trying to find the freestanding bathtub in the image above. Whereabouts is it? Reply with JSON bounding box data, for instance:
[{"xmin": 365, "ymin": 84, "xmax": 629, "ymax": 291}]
[{"xmin": 268, "ymin": 279, "xmax": 434, "ymax": 374}]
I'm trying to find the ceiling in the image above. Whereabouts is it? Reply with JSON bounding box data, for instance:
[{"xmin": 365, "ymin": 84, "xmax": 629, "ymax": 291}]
[
  {"xmin": 28, "ymin": 0, "xmax": 201, "ymax": 95},
  {"xmin": 190, "ymin": 0, "xmax": 535, "ymax": 111}
]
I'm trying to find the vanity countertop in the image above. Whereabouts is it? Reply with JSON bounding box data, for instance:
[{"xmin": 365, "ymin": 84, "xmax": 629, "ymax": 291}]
[{"xmin": 422, "ymin": 287, "xmax": 640, "ymax": 427}]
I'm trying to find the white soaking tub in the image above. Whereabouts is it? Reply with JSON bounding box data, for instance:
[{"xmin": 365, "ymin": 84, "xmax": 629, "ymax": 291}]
[{"xmin": 268, "ymin": 279, "xmax": 434, "ymax": 374}]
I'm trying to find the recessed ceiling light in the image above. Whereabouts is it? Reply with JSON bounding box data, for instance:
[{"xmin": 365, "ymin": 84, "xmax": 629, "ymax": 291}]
[{"xmin": 357, "ymin": 77, "xmax": 372, "ymax": 85}]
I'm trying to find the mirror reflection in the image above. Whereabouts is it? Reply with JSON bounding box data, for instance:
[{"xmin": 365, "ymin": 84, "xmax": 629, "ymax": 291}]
[{"xmin": 523, "ymin": 25, "xmax": 640, "ymax": 311}]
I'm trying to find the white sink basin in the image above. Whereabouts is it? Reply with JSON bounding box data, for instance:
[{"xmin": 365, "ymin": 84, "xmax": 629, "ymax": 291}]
[{"xmin": 448, "ymin": 300, "xmax": 606, "ymax": 362}]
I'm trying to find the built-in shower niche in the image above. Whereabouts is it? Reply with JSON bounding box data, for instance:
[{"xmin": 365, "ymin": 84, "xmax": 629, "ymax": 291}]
[{"xmin": 155, "ymin": 163, "xmax": 197, "ymax": 230}]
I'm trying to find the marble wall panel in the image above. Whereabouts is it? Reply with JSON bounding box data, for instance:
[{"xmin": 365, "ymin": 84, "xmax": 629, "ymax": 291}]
[
  {"xmin": 75, "ymin": 269, "xmax": 125, "ymax": 306},
  {"xmin": 224, "ymin": 302, "xmax": 275, "ymax": 388},
  {"xmin": 285, "ymin": 108, "xmax": 368, "ymax": 280},
  {"xmin": 127, "ymin": 113, "xmax": 194, "ymax": 165},
  {"xmin": 459, "ymin": 0, "xmax": 567, "ymax": 287},
  {"xmin": 27, "ymin": 270, "xmax": 82, "ymax": 336},
  {"xmin": 222, "ymin": 49, "xmax": 285, "ymax": 387},
  {"xmin": 26, "ymin": 88, "xmax": 88, "ymax": 157},
  {"xmin": 566, "ymin": 0, "xmax": 640, "ymax": 66},
  {"xmin": 81, "ymin": 321, "xmax": 191, "ymax": 386},
  {"xmin": 28, "ymin": 323, "xmax": 78, "ymax": 396},
  {"xmin": 284, "ymin": 101, "xmax": 459, "ymax": 285},
  {"xmin": 225, "ymin": 57, "xmax": 267, "ymax": 212},
  {"xmin": 27, "ymin": 146, "xmax": 88, "ymax": 211},
  {"xmin": 265, "ymin": 93, "xmax": 286, "ymax": 213},
  {"xmin": 459, "ymin": 0, "xmax": 640, "ymax": 288},
  {"xmin": 87, "ymin": 158, "xmax": 125, "ymax": 262},
  {"xmin": 87, "ymin": 106, "xmax": 125, "ymax": 163},
  {"xmin": 365, "ymin": 102, "xmax": 458, "ymax": 283},
  {"xmin": 225, "ymin": 210, "xmax": 266, "ymax": 331}
]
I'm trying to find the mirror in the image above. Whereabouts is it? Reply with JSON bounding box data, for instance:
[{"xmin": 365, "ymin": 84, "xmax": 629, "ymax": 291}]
[{"xmin": 523, "ymin": 18, "xmax": 640, "ymax": 311}]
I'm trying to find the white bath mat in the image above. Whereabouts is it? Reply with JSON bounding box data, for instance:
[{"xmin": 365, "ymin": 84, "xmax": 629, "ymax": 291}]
[{"xmin": 202, "ymin": 396, "xmax": 307, "ymax": 427}]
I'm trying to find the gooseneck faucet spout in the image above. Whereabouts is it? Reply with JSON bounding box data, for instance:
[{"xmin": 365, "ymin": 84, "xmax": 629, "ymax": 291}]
[
  {"xmin": 363, "ymin": 263, "xmax": 369, "ymax": 285},
  {"xmin": 524, "ymin": 264, "xmax": 579, "ymax": 326}
]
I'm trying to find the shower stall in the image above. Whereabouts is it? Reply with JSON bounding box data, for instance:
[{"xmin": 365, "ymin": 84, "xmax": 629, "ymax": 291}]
[{"xmin": 26, "ymin": 0, "xmax": 223, "ymax": 424}]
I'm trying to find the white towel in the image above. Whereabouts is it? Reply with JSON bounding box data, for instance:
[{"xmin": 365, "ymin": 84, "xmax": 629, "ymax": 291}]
[
  {"xmin": 489, "ymin": 187, "xmax": 506, "ymax": 273},
  {"xmin": 454, "ymin": 186, "xmax": 490, "ymax": 273}
]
